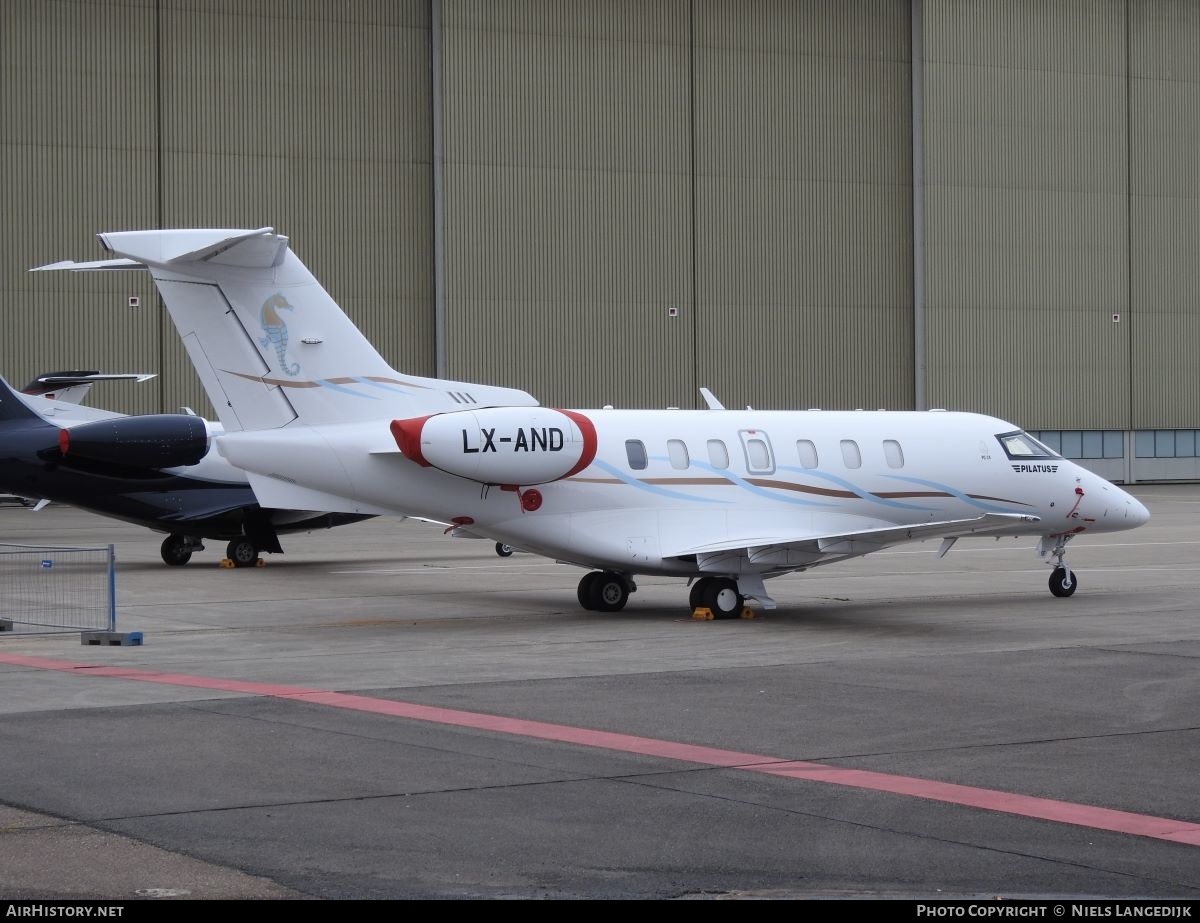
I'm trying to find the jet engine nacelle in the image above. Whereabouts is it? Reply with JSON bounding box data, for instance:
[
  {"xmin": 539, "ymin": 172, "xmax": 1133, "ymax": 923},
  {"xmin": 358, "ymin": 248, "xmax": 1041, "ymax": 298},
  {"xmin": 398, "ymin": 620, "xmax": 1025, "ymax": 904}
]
[
  {"xmin": 56, "ymin": 415, "xmax": 211, "ymax": 469},
  {"xmin": 391, "ymin": 407, "xmax": 597, "ymax": 486}
]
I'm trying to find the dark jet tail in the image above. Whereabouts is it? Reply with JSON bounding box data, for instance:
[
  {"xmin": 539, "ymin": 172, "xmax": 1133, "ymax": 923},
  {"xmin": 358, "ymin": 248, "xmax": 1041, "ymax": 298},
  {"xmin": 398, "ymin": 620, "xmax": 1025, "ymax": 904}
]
[{"xmin": 0, "ymin": 376, "xmax": 50, "ymax": 423}]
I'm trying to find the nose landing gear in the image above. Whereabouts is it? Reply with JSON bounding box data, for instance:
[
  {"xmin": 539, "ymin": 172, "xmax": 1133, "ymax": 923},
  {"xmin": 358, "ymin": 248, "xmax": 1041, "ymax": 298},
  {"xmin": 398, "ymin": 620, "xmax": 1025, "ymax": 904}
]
[
  {"xmin": 1049, "ymin": 565, "xmax": 1076, "ymax": 597},
  {"xmin": 1040, "ymin": 534, "xmax": 1078, "ymax": 598}
]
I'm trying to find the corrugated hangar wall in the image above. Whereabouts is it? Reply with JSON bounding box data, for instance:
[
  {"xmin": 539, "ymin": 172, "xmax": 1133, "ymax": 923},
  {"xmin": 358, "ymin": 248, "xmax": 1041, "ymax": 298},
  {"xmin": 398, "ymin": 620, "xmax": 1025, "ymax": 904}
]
[
  {"xmin": 3, "ymin": 0, "xmax": 432, "ymax": 419},
  {"xmin": 922, "ymin": 0, "xmax": 1200, "ymax": 432},
  {"xmin": 923, "ymin": 0, "xmax": 1131, "ymax": 429},
  {"xmin": 1129, "ymin": 0, "xmax": 1200, "ymax": 430},
  {"xmin": 2, "ymin": 0, "xmax": 1199, "ymax": 430},
  {"xmin": 441, "ymin": 0, "xmax": 693, "ymax": 409},
  {"xmin": 1, "ymin": 0, "xmax": 162, "ymax": 414},
  {"xmin": 442, "ymin": 0, "xmax": 913, "ymax": 411},
  {"xmin": 691, "ymin": 1, "xmax": 913, "ymax": 413}
]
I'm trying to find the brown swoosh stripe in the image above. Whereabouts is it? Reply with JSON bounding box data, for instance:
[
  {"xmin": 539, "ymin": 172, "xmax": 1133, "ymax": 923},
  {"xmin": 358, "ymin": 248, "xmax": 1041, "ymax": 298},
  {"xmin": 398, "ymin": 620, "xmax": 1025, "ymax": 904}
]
[
  {"xmin": 746, "ymin": 478, "xmax": 856, "ymax": 498},
  {"xmin": 968, "ymin": 493, "xmax": 1034, "ymax": 507}
]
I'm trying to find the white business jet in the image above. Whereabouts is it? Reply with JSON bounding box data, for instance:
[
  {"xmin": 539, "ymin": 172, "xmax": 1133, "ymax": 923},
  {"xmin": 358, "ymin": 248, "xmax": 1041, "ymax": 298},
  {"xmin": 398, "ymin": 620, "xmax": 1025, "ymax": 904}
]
[{"xmin": 37, "ymin": 229, "xmax": 1150, "ymax": 617}]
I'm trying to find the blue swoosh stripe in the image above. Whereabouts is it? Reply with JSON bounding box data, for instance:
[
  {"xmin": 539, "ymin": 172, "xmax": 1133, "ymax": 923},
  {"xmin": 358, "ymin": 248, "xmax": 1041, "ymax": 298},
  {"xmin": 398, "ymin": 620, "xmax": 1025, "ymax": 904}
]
[
  {"xmin": 355, "ymin": 377, "xmax": 418, "ymax": 394},
  {"xmin": 776, "ymin": 466, "xmax": 935, "ymax": 511},
  {"xmin": 684, "ymin": 461, "xmax": 837, "ymax": 508},
  {"xmin": 882, "ymin": 474, "xmax": 1021, "ymax": 514},
  {"xmin": 591, "ymin": 460, "xmax": 728, "ymax": 504},
  {"xmin": 317, "ymin": 379, "xmax": 380, "ymax": 398}
]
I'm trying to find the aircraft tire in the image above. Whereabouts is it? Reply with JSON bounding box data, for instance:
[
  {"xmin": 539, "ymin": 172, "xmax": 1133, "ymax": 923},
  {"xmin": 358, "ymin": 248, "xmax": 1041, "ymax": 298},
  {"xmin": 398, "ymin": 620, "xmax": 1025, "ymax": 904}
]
[
  {"xmin": 1048, "ymin": 566, "xmax": 1077, "ymax": 598},
  {"xmin": 160, "ymin": 534, "xmax": 193, "ymax": 567},
  {"xmin": 495, "ymin": 542, "xmax": 514, "ymax": 557},
  {"xmin": 226, "ymin": 538, "xmax": 259, "ymax": 568},
  {"xmin": 589, "ymin": 572, "xmax": 629, "ymax": 613},
  {"xmin": 577, "ymin": 572, "xmax": 599, "ymax": 610},
  {"xmin": 688, "ymin": 578, "xmax": 710, "ymax": 612},
  {"xmin": 703, "ymin": 577, "xmax": 744, "ymax": 619}
]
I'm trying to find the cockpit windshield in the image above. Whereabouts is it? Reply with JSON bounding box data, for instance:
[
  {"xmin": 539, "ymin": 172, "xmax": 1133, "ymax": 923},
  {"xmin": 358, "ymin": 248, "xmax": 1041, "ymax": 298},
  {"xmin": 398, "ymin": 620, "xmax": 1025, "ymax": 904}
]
[{"xmin": 996, "ymin": 430, "xmax": 1061, "ymax": 460}]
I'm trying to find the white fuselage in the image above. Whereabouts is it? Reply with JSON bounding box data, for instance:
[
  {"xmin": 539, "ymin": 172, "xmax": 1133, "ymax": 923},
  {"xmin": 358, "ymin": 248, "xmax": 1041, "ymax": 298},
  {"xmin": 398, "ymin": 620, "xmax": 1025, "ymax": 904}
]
[{"xmin": 217, "ymin": 408, "xmax": 1149, "ymax": 577}]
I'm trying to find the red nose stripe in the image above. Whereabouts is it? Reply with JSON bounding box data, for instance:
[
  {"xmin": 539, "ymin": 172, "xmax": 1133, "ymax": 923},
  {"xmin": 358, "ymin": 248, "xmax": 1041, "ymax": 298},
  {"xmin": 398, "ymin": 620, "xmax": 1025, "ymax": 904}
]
[
  {"xmin": 390, "ymin": 416, "xmax": 434, "ymax": 467},
  {"xmin": 557, "ymin": 410, "xmax": 597, "ymax": 478}
]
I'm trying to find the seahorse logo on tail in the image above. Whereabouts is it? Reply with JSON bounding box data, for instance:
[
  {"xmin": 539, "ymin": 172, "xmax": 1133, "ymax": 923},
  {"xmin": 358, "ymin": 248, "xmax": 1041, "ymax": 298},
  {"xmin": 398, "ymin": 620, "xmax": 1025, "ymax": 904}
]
[{"xmin": 258, "ymin": 293, "xmax": 300, "ymax": 376}]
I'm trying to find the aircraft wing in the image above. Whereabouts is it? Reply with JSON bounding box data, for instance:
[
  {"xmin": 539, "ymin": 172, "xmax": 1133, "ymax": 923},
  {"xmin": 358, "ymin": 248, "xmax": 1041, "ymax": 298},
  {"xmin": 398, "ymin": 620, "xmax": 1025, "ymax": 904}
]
[{"xmin": 664, "ymin": 513, "xmax": 1041, "ymax": 561}]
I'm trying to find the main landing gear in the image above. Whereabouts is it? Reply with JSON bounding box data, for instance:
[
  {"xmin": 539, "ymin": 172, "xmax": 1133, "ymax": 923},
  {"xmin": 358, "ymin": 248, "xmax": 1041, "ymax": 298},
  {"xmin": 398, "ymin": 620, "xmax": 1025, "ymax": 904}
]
[
  {"xmin": 576, "ymin": 571, "xmax": 635, "ymax": 612},
  {"xmin": 224, "ymin": 537, "xmax": 261, "ymax": 568},
  {"xmin": 573, "ymin": 571, "xmax": 749, "ymax": 618},
  {"xmin": 689, "ymin": 576, "xmax": 745, "ymax": 619},
  {"xmin": 160, "ymin": 534, "xmax": 204, "ymax": 566},
  {"xmin": 1043, "ymin": 534, "xmax": 1078, "ymax": 598}
]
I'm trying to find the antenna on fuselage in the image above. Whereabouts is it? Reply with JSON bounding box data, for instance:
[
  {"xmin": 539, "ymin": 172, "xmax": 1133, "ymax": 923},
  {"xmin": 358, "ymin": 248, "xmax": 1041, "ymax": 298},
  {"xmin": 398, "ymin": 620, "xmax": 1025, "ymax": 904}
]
[{"xmin": 699, "ymin": 387, "xmax": 725, "ymax": 410}]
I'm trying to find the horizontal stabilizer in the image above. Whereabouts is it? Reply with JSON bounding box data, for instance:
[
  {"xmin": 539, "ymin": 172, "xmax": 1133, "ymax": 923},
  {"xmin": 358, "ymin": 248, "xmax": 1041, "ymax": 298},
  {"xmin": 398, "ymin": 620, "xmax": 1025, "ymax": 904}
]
[
  {"xmin": 32, "ymin": 258, "xmax": 145, "ymax": 272},
  {"xmin": 22, "ymin": 371, "xmax": 156, "ymax": 404}
]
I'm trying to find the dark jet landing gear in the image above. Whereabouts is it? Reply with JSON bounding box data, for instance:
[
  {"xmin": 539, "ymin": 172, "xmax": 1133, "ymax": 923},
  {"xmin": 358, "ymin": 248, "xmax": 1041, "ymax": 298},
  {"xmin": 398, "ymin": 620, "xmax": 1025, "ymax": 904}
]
[
  {"xmin": 495, "ymin": 542, "xmax": 514, "ymax": 557},
  {"xmin": 225, "ymin": 537, "xmax": 260, "ymax": 568},
  {"xmin": 576, "ymin": 571, "xmax": 634, "ymax": 612},
  {"xmin": 689, "ymin": 576, "xmax": 745, "ymax": 619},
  {"xmin": 161, "ymin": 534, "xmax": 203, "ymax": 566}
]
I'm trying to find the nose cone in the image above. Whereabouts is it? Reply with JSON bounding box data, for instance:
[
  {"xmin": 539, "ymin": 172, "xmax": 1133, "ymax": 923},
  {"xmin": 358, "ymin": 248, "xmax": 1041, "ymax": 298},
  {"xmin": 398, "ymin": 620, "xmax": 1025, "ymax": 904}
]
[
  {"xmin": 1077, "ymin": 471, "xmax": 1150, "ymax": 532},
  {"xmin": 1098, "ymin": 480, "xmax": 1150, "ymax": 530},
  {"xmin": 1123, "ymin": 492, "xmax": 1151, "ymax": 528}
]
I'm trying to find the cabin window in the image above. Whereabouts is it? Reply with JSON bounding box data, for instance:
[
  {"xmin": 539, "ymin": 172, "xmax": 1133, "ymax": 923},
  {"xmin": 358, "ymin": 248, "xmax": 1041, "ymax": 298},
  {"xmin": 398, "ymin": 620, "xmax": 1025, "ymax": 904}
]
[
  {"xmin": 883, "ymin": 439, "xmax": 904, "ymax": 469},
  {"xmin": 745, "ymin": 438, "xmax": 770, "ymax": 471},
  {"xmin": 796, "ymin": 439, "xmax": 818, "ymax": 468},
  {"xmin": 625, "ymin": 439, "xmax": 648, "ymax": 470},
  {"xmin": 667, "ymin": 439, "xmax": 690, "ymax": 470},
  {"xmin": 707, "ymin": 439, "xmax": 729, "ymax": 470},
  {"xmin": 996, "ymin": 430, "xmax": 1060, "ymax": 460},
  {"xmin": 840, "ymin": 439, "xmax": 862, "ymax": 469},
  {"xmin": 739, "ymin": 430, "xmax": 774, "ymax": 474}
]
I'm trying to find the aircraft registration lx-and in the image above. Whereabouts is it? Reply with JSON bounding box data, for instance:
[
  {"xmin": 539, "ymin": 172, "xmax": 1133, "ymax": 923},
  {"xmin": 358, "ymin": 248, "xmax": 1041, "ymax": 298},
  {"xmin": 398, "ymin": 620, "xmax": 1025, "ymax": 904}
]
[{"xmin": 36, "ymin": 229, "xmax": 1150, "ymax": 618}]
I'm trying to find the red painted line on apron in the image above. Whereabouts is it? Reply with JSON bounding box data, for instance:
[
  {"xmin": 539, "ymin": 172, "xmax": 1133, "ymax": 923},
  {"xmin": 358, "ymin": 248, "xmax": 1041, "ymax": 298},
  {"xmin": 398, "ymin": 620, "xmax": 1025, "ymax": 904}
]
[{"xmin": 3, "ymin": 652, "xmax": 1198, "ymax": 847}]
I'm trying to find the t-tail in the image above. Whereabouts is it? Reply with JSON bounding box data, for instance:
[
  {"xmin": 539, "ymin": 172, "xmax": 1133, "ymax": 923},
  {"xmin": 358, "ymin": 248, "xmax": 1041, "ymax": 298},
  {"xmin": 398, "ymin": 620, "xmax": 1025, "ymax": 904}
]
[{"xmin": 34, "ymin": 228, "xmax": 539, "ymax": 431}]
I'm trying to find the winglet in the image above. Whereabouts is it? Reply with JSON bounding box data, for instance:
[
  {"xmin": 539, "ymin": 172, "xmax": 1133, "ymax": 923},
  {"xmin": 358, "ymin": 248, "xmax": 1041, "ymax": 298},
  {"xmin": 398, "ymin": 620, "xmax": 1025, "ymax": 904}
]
[{"xmin": 699, "ymin": 387, "xmax": 725, "ymax": 410}]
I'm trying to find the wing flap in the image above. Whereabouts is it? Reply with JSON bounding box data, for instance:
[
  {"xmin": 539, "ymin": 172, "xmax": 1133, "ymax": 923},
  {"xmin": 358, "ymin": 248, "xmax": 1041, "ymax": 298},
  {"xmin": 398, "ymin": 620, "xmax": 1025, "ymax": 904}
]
[{"xmin": 665, "ymin": 513, "xmax": 1040, "ymax": 561}]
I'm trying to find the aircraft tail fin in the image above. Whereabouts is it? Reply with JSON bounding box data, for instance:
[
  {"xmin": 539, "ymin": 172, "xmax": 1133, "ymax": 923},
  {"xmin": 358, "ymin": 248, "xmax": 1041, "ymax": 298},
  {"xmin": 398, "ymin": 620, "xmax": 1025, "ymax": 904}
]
[
  {"xmin": 35, "ymin": 229, "xmax": 539, "ymax": 432},
  {"xmin": 0, "ymin": 376, "xmax": 50, "ymax": 424}
]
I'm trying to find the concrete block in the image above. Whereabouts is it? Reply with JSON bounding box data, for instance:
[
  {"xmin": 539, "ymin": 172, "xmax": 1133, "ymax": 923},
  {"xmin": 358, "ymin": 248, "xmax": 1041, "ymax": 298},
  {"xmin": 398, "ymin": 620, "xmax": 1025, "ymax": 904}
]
[{"xmin": 80, "ymin": 630, "xmax": 143, "ymax": 646}]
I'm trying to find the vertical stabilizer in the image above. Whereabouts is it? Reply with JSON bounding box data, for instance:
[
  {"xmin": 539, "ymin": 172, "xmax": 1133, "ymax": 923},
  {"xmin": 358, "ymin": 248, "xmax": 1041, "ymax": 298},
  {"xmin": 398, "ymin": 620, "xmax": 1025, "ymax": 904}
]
[{"xmin": 36, "ymin": 229, "xmax": 540, "ymax": 431}]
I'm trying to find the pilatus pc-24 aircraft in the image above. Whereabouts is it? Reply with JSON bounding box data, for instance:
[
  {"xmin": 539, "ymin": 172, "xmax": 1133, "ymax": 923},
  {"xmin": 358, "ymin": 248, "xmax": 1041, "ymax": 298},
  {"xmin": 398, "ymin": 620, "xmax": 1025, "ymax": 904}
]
[
  {"xmin": 0, "ymin": 371, "xmax": 372, "ymax": 567},
  {"xmin": 37, "ymin": 228, "xmax": 1150, "ymax": 617}
]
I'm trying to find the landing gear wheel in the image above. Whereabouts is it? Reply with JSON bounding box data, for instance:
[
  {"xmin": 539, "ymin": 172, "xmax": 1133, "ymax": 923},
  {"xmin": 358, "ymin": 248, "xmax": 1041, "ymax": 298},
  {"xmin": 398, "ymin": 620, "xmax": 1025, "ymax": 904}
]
[
  {"xmin": 577, "ymin": 572, "xmax": 600, "ymax": 610},
  {"xmin": 689, "ymin": 578, "xmax": 710, "ymax": 612},
  {"xmin": 1049, "ymin": 566, "xmax": 1077, "ymax": 598},
  {"xmin": 702, "ymin": 577, "xmax": 744, "ymax": 620},
  {"xmin": 495, "ymin": 542, "xmax": 514, "ymax": 557},
  {"xmin": 588, "ymin": 572, "xmax": 630, "ymax": 613},
  {"xmin": 226, "ymin": 538, "xmax": 259, "ymax": 568},
  {"xmin": 160, "ymin": 534, "xmax": 193, "ymax": 567}
]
